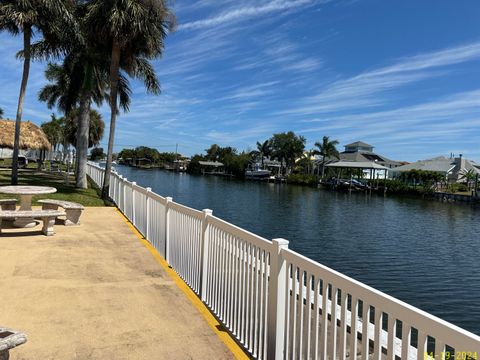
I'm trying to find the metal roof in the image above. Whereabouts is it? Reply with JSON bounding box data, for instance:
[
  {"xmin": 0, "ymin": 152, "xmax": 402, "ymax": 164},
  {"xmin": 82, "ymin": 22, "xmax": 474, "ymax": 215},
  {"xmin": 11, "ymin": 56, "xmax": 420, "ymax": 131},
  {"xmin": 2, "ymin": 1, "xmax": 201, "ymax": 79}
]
[
  {"xmin": 392, "ymin": 157, "xmax": 454, "ymax": 173},
  {"xmin": 325, "ymin": 161, "xmax": 390, "ymax": 170},
  {"xmin": 344, "ymin": 141, "xmax": 374, "ymax": 148},
  {"xmin": 198, "ymin": 161, "xmax": 224, "ymax": 167}
]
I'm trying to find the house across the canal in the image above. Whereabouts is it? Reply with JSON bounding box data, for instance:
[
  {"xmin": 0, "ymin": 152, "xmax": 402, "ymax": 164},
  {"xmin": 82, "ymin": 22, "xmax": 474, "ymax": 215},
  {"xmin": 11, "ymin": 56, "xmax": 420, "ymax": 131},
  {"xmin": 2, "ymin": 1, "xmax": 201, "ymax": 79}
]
[
  {"xmin": 392, "ymin": 155, "xmax": 480, "ymax": 183},
  {"xmin": 321, "ymin": 141, "xmax": 405, "ymax": 179}
]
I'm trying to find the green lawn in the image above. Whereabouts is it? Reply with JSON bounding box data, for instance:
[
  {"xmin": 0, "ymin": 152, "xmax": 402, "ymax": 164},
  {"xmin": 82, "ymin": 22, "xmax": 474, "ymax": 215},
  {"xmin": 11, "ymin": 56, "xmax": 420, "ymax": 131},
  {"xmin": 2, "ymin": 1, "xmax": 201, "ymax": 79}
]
[{"xmin": 0, "ymin": 169, "xmax": 106, "ymax": 207}]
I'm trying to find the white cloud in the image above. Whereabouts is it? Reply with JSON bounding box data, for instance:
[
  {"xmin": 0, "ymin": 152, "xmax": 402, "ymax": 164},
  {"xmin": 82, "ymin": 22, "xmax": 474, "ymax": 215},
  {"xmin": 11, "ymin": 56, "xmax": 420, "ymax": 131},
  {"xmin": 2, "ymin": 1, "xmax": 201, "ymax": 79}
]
[
  {"xmin": 179, "ymin": 0, "xmax": 318, "ymax": 31},
  {"xmin": 297, "ymin": 89, "xmax": 480, "ymax": 160},
  {"xmin": 278, "ymin": 40, "xmax": 480, "ymax": 116}
]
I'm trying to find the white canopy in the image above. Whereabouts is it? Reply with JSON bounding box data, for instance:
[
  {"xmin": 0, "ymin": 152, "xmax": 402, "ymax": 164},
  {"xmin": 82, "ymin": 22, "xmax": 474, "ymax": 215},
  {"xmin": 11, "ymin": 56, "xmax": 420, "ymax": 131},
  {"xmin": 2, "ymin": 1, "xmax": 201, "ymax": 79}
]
[{"xmin": 325, "ymin": 161, "xmax": 390, "ymax": 170}]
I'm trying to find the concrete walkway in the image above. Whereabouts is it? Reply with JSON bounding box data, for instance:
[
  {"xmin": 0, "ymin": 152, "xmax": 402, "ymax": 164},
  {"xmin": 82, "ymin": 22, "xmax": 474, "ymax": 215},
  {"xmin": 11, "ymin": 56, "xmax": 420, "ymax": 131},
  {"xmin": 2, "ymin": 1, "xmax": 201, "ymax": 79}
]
[{"xmin": 0, "ymin": 207, "xmax": 235, "ymax": 360}]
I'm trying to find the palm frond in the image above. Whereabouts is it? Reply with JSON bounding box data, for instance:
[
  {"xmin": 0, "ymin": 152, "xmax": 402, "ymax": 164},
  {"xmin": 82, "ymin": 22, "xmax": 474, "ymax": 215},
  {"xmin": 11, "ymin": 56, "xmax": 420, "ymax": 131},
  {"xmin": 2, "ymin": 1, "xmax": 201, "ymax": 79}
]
[{"xmin": 129, "ymin": 57, "xmax": 160, "ymax": 94}]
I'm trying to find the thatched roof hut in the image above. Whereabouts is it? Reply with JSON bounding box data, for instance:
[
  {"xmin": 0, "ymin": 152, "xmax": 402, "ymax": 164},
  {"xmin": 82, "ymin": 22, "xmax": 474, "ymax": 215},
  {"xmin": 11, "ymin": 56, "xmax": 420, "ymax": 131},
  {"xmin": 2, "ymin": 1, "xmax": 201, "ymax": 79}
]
[{"xmin": 0, "ymin": 119, "xmax": 51, "ymax": 150}]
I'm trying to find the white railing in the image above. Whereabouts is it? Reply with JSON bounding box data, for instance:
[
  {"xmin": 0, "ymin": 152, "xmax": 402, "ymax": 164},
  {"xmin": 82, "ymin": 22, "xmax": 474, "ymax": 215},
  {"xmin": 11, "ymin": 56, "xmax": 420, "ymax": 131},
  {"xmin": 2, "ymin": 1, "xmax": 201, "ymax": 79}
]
[{"xmin": 87, "ymin": 162, "xmax": 480, "ymax": 359}]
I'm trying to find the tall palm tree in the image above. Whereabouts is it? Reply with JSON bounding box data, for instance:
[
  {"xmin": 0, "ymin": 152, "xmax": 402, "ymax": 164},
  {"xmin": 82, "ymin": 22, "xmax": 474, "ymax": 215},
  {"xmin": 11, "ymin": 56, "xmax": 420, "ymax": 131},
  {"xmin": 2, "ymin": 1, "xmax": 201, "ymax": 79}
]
[
  {"xmin": 38, "ymin": 50, "xmax": 131, "ymax": 188},
  {"xmin": 0, "ymin": 0, "xmax": 73, "ymax": 184},
  {"xmin": 84, "ymin": 0, "xmax": 175, "ymax": 199},
  {"xmin": 256, "ymin": 140, "xmax": 272, "ymax": 168},
  {"xmin": 314, "ymin": 136, "xmax": 340, "ymax": 178}
]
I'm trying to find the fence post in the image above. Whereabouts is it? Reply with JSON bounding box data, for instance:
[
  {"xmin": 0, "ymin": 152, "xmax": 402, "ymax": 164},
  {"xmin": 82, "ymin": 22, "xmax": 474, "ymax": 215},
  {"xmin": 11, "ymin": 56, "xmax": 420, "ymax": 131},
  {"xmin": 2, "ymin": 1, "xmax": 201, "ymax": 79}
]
[
  {"xmin": 117, "ymin": 175, "xmax": 122, "ymax": 209},
  {"xmin": 200, "ymin": 209, "xmax": 213, "ymax": 301},
  {"xmin": 164, "ymin": 197, "xmax": 173, "ymax": 264},
  {"xmin": 146, "ymin": 187, "xmax": 152, "ymax": 241},
  {"xmin": 131, "ymin": 182, "xmax": 136, "ymax": 225},
  {"xmin": 109, "ymin": 172, "xmax": 114, "ymax": 199},
  {"xmin": 123, "ymin": 178, "xmax": 127, "ymax": 215},
  {"xmin": 267, "ymin": 238, "xmax": 289, "ymax": 359}
]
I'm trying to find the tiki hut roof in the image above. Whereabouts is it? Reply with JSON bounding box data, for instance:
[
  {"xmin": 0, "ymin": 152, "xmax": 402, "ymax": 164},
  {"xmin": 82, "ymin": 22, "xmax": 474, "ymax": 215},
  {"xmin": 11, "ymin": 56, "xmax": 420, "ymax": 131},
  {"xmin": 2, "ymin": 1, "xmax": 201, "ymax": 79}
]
[{"xmin": 0, "ymin": 119, "xmax": 52, "ymax": 150}]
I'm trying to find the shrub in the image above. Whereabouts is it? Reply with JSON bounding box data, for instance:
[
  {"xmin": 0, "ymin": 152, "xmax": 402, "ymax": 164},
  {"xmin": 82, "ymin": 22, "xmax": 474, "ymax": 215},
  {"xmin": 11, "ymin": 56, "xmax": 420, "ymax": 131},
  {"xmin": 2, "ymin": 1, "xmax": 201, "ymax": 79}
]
[{"xmin": 287, "ymin": 173, "xmax": 317, "ymax": 186}]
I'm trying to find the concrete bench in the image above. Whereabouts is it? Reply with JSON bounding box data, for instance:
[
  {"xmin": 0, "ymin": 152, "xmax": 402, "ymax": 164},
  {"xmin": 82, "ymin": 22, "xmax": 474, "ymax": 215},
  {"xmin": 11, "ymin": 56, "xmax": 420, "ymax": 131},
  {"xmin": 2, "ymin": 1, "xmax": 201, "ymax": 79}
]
[
  {"xmin": 0, "ymin": 210, "xmax": 66, "ymax": 236},
  {"xmin": 0, "ymin": 199, "xmax": 17, "ymax": 211},
  {"xmin": 0, "ymin": 200, "xmax": 17, "ymax": 222},
  {"xmin": 38, "ymin": 200, "xmax": 84, "ymax": 226},
  {"xmin": 0, "ymin": 327, "xmax": 27, "ymax": 360}
]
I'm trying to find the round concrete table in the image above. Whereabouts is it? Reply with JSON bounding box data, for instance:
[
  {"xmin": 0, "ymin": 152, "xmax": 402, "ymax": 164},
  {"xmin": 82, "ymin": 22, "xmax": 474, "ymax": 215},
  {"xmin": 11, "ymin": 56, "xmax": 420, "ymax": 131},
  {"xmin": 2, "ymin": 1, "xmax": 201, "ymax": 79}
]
[{"xmin": 0, "ymin": 186, "xmax": 57, "ymax": 228}]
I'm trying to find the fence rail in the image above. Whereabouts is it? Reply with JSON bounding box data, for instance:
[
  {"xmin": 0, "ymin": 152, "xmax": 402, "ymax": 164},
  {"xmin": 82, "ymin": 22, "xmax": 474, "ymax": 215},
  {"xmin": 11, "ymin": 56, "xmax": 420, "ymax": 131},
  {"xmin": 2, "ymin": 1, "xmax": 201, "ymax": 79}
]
[{"xmin": 87, "ymin": 162, "xmax": 480, "ymax": 359}]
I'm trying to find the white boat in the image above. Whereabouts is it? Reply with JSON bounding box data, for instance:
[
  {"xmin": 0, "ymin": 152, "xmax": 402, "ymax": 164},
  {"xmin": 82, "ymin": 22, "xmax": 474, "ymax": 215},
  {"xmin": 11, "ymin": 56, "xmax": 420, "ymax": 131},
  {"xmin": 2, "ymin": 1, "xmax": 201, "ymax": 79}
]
[{"xmin": 245, "ymin": 163, "xmax": 271, "ymax": 179}]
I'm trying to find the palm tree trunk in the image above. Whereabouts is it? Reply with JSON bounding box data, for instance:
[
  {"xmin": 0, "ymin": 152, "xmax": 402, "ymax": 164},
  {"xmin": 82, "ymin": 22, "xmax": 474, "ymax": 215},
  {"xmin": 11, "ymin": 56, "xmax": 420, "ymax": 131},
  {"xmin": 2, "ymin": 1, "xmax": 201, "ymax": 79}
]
[
  {"xmin": 102, "ymin": 40, "xmax": 121, "ymax": 199},
  {"xmin": 11, "ymin": 26, "xmax": 32, "ymax": 185},
  {"xmin": 75, "ymin": 92, "xmax": 91, "ymax": 189},
  {"xmin": 321, "ymin": 155, "xmax": 326, "ymax": 178}
]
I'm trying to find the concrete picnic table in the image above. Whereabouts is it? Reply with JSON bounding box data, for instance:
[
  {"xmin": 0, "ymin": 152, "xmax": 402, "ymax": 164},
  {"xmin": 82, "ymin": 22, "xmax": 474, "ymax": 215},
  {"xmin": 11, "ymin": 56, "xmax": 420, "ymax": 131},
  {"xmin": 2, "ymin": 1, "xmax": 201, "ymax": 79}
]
[{"xmin": 0, "ymin": 186, "xmax": 57, "ymax": 228}]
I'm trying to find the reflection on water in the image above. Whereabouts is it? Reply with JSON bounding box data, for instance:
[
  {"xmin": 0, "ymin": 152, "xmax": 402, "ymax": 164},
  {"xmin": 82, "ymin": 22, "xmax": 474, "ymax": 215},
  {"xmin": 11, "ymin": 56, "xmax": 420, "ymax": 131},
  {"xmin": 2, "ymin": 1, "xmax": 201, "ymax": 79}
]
[{"xmin": 116, "ymin": 165, "xmax": 480, "ymax": 334}]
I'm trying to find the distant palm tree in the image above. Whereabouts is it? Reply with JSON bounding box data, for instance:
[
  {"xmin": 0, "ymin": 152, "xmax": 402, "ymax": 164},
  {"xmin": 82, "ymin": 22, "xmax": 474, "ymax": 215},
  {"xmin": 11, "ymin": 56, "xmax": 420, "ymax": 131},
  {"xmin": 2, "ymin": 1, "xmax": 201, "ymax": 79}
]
[
  {"xmin": 41, "ymin": 114, "xmax": 64, "ymax": 152},
  {"xmin": 84, "ymin": 0, "xmax": 175, "ymax": 199},
  {"xmin": 0, "ymin": 0, "xmax": 73, "ymax": 184},
  {"xmin": 459, "ymin": 169, "xmax": 477, "ymax": 189},
  {"xmin": 302, "ymin": 149, "xmax": 316, "ymax": 175},
  {"xmin": 256, "ymin": 140, "xmax": 272, "ymax": 168},
  {"xmin": 314, "ymin": 136, "xmax": 340, "ymax": 178}
]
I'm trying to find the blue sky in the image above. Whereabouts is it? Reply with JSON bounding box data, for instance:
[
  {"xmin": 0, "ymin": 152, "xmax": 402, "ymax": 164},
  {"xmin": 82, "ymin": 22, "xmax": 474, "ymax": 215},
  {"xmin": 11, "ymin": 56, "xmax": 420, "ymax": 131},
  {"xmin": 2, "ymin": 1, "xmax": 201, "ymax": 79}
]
[{"xmin": 1, "ymin": 0, "xmax": 480, "ymax": 161}]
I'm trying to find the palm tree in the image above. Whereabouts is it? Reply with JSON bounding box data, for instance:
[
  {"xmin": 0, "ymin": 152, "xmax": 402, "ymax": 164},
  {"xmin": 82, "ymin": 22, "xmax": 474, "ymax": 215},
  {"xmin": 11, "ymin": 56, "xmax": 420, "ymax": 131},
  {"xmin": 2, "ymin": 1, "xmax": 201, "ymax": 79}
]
[
  {"xmin": 38, "ymin": 48, "xmax": 131, "ymax": 188},
  {"xmin": 270, "ymin": 132, "xmax": 306, "ymax": 175},
  {"xmin": 301, "ymin": 149, "xmax": 316, "ymax": 175},
  {"xmin": 459, "ymin": 169, "xmax": 477, "ymax": 191},
  {"xmin": 256, "ymin": 140, "xmax": 272, "ymax": 169},
  {"xmin": 314, "ymin": 136, "xmax": 340, "ymax": 178},
  {"xmin": 0, "ymin": 0, "xmax": 73, "ymax": 184},
  {"xmin": 64, "ymin": 108, "xmax": 105, "ymax": 149},
  {"xmin": 41, "ymin": 114, "xmax": 64, "ymax": 152},
  {"xmin": 84, "ymin": 0, "xmax": 175, "ymax": 199}
]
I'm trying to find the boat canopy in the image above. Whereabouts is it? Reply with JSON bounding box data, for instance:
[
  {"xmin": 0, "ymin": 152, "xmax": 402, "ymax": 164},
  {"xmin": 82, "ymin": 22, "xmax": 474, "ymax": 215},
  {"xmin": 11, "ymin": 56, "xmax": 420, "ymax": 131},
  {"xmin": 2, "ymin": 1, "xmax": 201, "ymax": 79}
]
[{"xmin": 325, "ymin": 161, "xmax": 390, "ymax": 170}]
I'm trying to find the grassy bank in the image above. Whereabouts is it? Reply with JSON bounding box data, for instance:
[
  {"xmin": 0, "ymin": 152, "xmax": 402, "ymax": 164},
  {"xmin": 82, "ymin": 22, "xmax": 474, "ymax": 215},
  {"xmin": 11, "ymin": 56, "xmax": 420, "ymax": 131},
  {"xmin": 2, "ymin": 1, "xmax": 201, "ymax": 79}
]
[{"xmin": 0, "ymin": 169, "xmax": 106, "ymax": 207}]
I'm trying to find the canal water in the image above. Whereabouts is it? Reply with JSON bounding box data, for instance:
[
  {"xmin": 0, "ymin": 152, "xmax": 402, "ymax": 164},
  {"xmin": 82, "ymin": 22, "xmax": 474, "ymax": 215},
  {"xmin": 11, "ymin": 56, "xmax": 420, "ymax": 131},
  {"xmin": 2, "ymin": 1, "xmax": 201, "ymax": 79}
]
[{"xmin": 115, "ymin": 165, "xmax": 480, "ymax": 335}]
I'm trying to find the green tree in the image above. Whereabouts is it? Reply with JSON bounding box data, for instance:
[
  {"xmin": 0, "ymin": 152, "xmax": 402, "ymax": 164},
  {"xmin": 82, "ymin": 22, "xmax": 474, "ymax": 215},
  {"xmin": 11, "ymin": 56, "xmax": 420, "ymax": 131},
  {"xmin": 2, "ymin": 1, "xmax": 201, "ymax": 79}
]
[
  {"xmin": 205, "ymin": 144, "xmax": 221, "ymax": 162},
  {"xmin": 314, "ymin": 136, "xmax": 340, "ymax": 178},
  {"xmin": 90, "ymin": 147, "xmax": 105, "ymax": 161},
  {"xmin": 187, "ymin": 154, "xmax": 206, "ymax": 175},
  {"xmin": 64, "ymin": 108, "xmax": 105, "ymax": 149},
  {"xmin": 0, "ymin": 107, "xmax": 3, "ymax": 118},
  {"xmin": 270, "ymin": 131, "xmax": 306, "ymax": 175},
  {"xmin": 459, "ymin": 169, "xmax": 477, "ymax": 183},
  {"xmin": 256, "ymin": 140, "xmax": 272, "ymax": 168},
  {"xmin": 84, "ymin": 0, "xmax": 175, "ymax": 199},
  {"xmin": 41, "ymin": 114, "xmax": 64, "ymax": 151},
  {"xmin": 297, "ymin": 149, "xmax": 316, "ymax": 175},
  {"xmin": 38, "ymin": 45, "xmax": 131, "ymax": 189},
  {"xmin": 459, "ymin": 169, "xmax": 477, "ymax": 191},
  {"xmin": 0, "ymin": 0, "xmax": 73, "ymax": 184}
]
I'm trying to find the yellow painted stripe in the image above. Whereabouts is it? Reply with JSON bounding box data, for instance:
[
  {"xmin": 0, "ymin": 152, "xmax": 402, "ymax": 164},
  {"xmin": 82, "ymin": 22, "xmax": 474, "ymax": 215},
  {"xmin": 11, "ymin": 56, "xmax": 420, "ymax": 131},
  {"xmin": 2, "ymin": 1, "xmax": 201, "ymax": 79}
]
[{"xmin": 115, "ymin": 208, "xmax": 251, "ymax": 360}]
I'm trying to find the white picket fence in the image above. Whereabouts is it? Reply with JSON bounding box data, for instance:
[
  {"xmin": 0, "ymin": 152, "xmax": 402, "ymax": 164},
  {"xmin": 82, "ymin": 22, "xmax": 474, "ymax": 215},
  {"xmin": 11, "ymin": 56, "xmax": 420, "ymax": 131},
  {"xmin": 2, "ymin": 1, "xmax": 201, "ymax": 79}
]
[{"xmin": 87, "ymin": 162, "xmax": 480, "ymax": 360}]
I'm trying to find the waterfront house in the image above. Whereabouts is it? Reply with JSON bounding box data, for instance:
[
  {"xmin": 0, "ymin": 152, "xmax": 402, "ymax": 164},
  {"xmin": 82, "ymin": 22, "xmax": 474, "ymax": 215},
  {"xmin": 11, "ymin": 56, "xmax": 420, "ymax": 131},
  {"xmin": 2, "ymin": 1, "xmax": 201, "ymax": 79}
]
[
  {"xmin": 320, "ymin": 141, "xmax": 404, "ymax": 179},
  {"xmin": 338, "ymin": 141, "xmax": 404, "ymax": 169},
  {"xmin": 392, "ymin": 155, "xmax": 480, "ymax": 183}
]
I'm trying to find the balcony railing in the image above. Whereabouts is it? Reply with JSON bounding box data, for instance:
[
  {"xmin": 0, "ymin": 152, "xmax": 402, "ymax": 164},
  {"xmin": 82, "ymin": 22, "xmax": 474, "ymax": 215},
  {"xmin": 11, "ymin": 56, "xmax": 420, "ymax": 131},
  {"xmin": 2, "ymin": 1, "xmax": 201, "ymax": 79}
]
[{"xmin": 87, "ymin": 162, "xmax": 480, "ymax": 359}]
